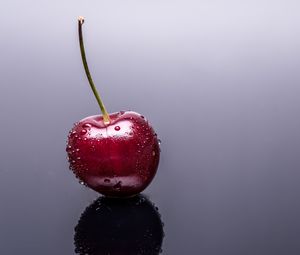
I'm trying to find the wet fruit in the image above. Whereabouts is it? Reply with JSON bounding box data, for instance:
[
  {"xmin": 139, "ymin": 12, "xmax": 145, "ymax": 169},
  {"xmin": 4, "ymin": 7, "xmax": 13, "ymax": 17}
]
[
  {"xmin": 67, "ymin": 111, "xmax": 160, "ymax": 197},
  {"xmin": 66, "ymin": 17, "xmax": 160, "ymax": 197}
]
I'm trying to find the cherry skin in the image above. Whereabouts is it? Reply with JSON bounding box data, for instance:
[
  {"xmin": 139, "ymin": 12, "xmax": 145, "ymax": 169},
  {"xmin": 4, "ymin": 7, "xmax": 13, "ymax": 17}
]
[{"xmin": 67, "ymin": 111, "xmax": 160, "ymax": 197}]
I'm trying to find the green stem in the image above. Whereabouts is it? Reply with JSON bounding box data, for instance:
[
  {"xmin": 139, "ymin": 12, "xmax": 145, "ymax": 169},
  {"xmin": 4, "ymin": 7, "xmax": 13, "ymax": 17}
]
[{"xmin": 78, "ymin": 16, "xmax": 110, "ymax": 124}]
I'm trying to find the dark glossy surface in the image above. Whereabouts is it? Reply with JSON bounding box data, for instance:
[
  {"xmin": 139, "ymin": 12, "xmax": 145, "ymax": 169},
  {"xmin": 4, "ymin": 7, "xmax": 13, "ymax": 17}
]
[
  {"xmin": 1, "ymin": 1, "xmax": 300, "ymax": 254},
  {"xmin": 67, "ymin": 111, "xmax": 160, "ymax": 197},
  {"xmin": 75, "ymin": 195, "xmax": 164, "ymax": 255}
]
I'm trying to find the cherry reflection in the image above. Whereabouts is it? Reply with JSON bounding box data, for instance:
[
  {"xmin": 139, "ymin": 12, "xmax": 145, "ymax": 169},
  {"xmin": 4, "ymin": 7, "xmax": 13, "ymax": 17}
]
[{"xmin": 74, "ymin": 195, "xmax": 164, "ymax": 255}]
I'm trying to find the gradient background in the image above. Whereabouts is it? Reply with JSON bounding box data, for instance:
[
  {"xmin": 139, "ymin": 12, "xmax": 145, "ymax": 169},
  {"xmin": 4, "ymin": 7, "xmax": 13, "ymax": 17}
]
[{"xmin": 1, "ymin": 0, "xmax": 300, "ymax": 254}]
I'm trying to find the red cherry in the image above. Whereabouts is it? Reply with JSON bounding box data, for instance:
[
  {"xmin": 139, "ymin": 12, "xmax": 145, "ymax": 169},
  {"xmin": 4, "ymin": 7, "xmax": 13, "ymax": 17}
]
[
  {"xmin": 67, "ymin": 111, "xmax": 160, "ymax": 197},
  {"xmin": 67, "ymin": 17, "xmax": 160, "ymax": 197}
]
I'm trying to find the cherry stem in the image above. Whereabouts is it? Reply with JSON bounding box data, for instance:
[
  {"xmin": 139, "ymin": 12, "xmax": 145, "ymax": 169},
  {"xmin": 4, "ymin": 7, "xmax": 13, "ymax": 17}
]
[{"xmin": 78, "ymin": 16, "xmax": 110, "ymax": 124}]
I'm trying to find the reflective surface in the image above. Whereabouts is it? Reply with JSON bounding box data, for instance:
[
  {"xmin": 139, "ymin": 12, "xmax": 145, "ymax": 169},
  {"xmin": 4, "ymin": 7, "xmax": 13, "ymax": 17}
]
[
  {"xmin": 74, "ymin": 195, "xmax": 164, "ymax": 254},
  {"xmin": 1, "ymin": 0, "xmax": 300, "ymax": 254}
]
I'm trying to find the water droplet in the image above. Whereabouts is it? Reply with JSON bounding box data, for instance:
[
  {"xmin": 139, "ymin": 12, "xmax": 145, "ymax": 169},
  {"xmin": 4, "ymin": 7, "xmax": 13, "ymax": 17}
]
[
  {"xmin": 76, "ymin": 148, "xmax": 80, "ymax": 152},
  {"xmin": 158, "ymin": 139, "xmax": 161, "ymax": 145},
  {"xmin": 79, "ymin": 181, "xmax": 85, "ymax": 185},
  {"xmin": 70, "ymin": 131, "xmax": 77, "ymax": 137},
  {"xmin": 82, "ymin": 123, "xmax": 92, "ymax": 128},
  {"xmin": 72, "ymin": 160, "xmax": 76, "ymax": 163},
  {"xmin": 66, "ymin": 145, "xmax": 72, "ymax": 151},
  {"xmin": 113, "ymin": 181, "xmax": 122, "ymax": 190},
  {"xmin": 77, "ymin": 157, "xmax": 81, "ymax": 160},
  {"xmin": 83, "ymin": 137, "xmax": 87, "ymax": 141},
  {"xmin": 114, "ymin": 126, "xmax": 120, "ymax": 131},
  {"xmin": 80, "ymin": 129, "xmax": 87, "ymax": 135},
  {"xmin": 104, "ymin": 178, "xmax": 110, "ymax": 183},
  {"xmin": 152, "ymin": 151, "xmax": 156, "ymax": 156}
]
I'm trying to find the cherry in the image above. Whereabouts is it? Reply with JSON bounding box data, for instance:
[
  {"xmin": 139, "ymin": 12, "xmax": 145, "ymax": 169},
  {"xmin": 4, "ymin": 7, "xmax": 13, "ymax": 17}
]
[
  {"xmin": 67, "ymin": 17, "xmax": 160, "ymax": 197},
  {"xmin": 67, "ymin": 111, "xmax": 160, "ymax": 197}
]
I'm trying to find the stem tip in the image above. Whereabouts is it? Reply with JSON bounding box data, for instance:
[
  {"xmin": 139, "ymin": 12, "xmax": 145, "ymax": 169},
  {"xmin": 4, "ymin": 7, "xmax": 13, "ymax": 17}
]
[{"xmin": 78, "ymin": 16, "xmax": 85, "ymax": 25}]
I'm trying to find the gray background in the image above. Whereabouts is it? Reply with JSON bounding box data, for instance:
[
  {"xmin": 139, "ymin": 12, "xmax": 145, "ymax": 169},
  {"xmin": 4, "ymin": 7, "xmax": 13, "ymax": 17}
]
[{"xmin": 1, "ymin": 0, "xmax": 300, "ymax": 254}]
